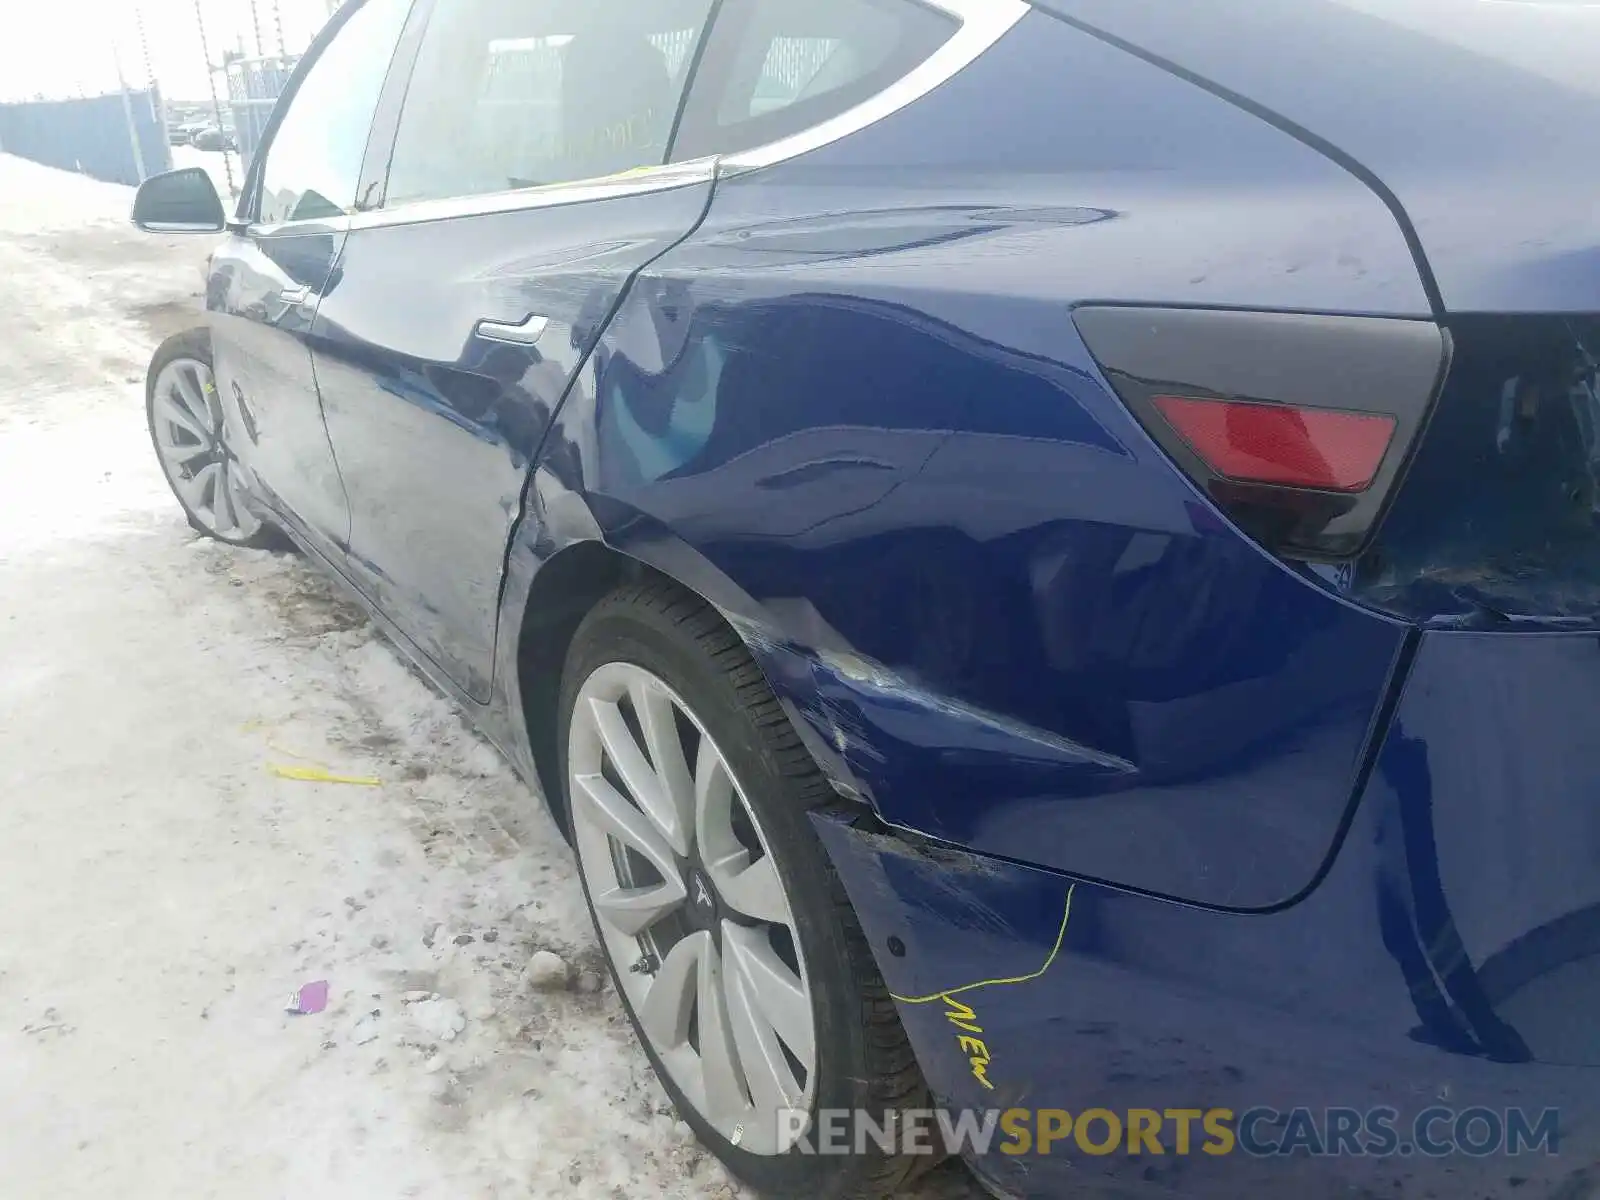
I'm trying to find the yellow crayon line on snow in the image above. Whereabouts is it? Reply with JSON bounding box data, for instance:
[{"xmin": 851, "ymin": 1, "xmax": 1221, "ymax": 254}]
[{"xmin": 268, "ymin": 762, "xmax": 382, "ymax": 787}]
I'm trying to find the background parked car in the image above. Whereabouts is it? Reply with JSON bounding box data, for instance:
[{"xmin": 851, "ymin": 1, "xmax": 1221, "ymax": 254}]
[{"xmin": 189, "ymin": 125, "xmax": 237, "ymax": 152}]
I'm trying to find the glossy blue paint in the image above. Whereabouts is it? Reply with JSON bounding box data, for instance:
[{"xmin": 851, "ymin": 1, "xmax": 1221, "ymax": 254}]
[
  {"xmin": 519, "ymin": 12, "xmax": 1416, "ymax": 908},
  {"xmin": 813, "ymin": 655, "xmax": 1600, "ymax": 1196},
  {"xmin": 208, "ymin": 215, "xmax": 352, "ymax": 556},
  {"xmin": 140, "ymin": 0, "xmax": 1600, "ymax": 1192},
  {"xmin": 309, "ymin": 180, "xmax": 712, "ymax": 700},
  {"xmin": 1373, "ymin": 629, "xmax": 1600, "ymax": 1069},
  {"xmin": 723, "ymin": 8, "xmax": 1434, "ymax": 318},
  {"xmin": 1036, "ymin": 0, "xmax": 1600, "ymax": 315},
  {"xmin": 800, "ymin": 624, "xmax": 1600, "ymax": 1195}
]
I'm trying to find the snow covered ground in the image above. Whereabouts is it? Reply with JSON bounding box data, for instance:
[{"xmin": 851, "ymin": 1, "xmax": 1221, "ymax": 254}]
[{"xmin": 0, "ymin": 155, "xmax": 981, "ymax": 1200}]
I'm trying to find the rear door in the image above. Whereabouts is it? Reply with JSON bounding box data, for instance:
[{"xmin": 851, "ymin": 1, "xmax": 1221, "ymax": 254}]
[
  {"xmin": 207, "ymin": 0, "xmax": 415, "ymax": 553},
  {"xmin": 311, "ymin": 0, "xmax": 719, "ymax": 701}
]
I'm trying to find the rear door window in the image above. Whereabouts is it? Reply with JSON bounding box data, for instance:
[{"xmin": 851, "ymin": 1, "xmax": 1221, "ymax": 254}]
[
  {"xmin": 670, "ymin": 0, "xmax": 957, "ymax": 160},
  {"xmin": 382, "ymin": 0, "xmax": 715, "ymax": 207}
]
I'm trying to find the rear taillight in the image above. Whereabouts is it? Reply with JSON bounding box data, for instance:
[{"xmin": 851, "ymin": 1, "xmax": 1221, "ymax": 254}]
[
  {"xmin": 1074, "ymin": 307, "xmax": 1449, "ymax": 561},
  {"xmin": 1150, "ymin": 395, "xmax": 1396, "ymax": 493}
]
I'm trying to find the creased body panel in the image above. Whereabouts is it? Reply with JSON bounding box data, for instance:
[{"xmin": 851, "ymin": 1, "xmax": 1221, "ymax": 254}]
[
  {"xmin": 521, "ymin": 12, "xmax": 1421, "ymax": 908},
  {"xmin": 815, "ymin": 802, "xmax": 1598, "ymax": 1199},
  {"xmin": 312, "ymin": 177, "xmax": 713, "ymax": 699}
]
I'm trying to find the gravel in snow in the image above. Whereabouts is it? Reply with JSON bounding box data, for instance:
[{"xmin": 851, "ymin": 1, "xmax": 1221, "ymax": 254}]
[{"xmin": 0, "ymin": 154, "xmax": 984, "ymax": 1200}]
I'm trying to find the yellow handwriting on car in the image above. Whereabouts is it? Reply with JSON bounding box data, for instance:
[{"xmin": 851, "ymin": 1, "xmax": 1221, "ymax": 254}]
[
  {"xmin": 887, "ymin": 884, "xmax": 1076, "ymax": 1094},
  {"xmin": 942, "ymin": 995, "xmax": 994, "ymax": 1090}
]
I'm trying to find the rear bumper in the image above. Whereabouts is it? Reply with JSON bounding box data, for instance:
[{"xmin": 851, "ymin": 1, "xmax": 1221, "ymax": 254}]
[{"xmin": 814, "ymin": 624, "xmax": 1600, "ymax": 1199}]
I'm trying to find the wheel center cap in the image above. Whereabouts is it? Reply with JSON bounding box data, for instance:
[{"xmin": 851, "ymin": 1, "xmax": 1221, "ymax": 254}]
[{"xmin": 684, "ymin": 866, "xmax": 719, "ymax": 930}]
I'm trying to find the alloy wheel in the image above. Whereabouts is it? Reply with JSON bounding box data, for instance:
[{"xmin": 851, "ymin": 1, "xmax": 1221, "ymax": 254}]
[
  {"xmin": 150, "ymin": 356, "xmax": 261, "ymax": 542},
  {"xmin": 568, "ymin": 661, "xmax": 817, "ymax": 1155}
]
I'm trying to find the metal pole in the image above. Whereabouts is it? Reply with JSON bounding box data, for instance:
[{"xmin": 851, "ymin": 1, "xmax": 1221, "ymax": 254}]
[
  {"xmin": 249, "ymin": 0, "xmax": 267, "ymax": 57},
  {"xmin": 272, "ymin": 0, "xmax": 288, "ymax": 57},
  {"xmin": 135, "ymin": 6, "xmax": 162, "ymax": 132},
  {"xmin": 112, "ymin": 41, "xmax": 149, "ymax": 184},
  {"xmin": 192, "ymin": 0, "xmax": 237, "ymax": 197},
  {"xmin": 135, "ymin": 6, "xmax": 157, "ymax": 86}
]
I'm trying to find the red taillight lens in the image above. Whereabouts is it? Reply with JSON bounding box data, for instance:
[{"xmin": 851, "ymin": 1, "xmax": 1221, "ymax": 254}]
[
  {"xmin": 1073, "ymin": 307, "xmax": 1449, "ymax": 561},
  {"xmin": 1150, "ymin": 395, "xmax": 1396, "ymax": 493}
]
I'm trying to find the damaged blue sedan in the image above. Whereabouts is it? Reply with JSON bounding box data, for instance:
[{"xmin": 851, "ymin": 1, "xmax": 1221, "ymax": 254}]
[{"xmin": 130, "ymin": 0, "xmax": 1600, "ymax": 1195}]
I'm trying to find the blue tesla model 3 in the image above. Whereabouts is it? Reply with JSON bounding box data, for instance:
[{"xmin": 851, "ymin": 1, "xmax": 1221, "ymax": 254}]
[{"xmin": 131, "ymin": 0, "xmax": 1599, "ymax": 1195}]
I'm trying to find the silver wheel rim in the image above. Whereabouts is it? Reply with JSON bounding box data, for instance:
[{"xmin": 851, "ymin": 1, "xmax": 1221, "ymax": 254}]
[
  {"xmin": 569, "ymin": 662, "xmax": 816, "ymax": 1155},
  {"xmin": 151, "ymin": 357, "xmax": 261, "ymax": 542}
]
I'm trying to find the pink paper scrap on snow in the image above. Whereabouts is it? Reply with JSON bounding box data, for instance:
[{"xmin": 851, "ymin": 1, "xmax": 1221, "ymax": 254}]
[{"xmin": 286, "ymin": 980, "xmax": 330, "ymax": 1015}]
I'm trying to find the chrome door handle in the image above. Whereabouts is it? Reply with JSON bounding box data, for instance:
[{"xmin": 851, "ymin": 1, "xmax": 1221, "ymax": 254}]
[{"xmin": 475, "ymin": 314, "xmax": 549, "ymax": 346}]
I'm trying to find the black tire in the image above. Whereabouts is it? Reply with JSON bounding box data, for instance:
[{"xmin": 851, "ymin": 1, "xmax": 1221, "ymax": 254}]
[
  {"xmin": 558, "ymin": 578, "xmax": 934, "ymax": 1200},
  {"xmin": 145, "ymin": 328, "xmax": 282, "ymax": 549}
]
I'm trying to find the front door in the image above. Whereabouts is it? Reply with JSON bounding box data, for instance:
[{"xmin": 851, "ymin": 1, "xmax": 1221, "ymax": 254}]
[
  {"xmin": 207, "ymin": 0, "xmax": 414, "ymax": 552},
  {"xmin": 311, "ymin": 0, "xmax": 718, "ymax": 700}
]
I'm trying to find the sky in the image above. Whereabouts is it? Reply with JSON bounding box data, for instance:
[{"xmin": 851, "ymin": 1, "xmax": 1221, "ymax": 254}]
[{"xmin": 0, "ymin": 0, "xmax": 337, "ymax": 102}]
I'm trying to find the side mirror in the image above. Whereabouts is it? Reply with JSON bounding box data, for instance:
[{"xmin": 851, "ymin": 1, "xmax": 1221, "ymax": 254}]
[{"xmin": 132, "ymin": 167, "xmax": 227, "ymax": 234}]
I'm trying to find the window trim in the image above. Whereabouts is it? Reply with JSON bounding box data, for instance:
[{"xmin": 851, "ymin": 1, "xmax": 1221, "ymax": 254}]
[
  {"xmin": 711, "ymin": 0, "xmax": 1028, "ymax": 174},
  {"xmin": 667, "ymin": 0, "xmax": 957, "ymax": 164},
  {"xmin": 346, "ymin": 0, "xmax": 1024, "ymax": 230},
  {"xmin": 237, "ymin": 0, "xmax": 423, "ymax": 236},
  {"xmin": 346, "ymin": 155, "xmax": 720, "ymax": 232}
]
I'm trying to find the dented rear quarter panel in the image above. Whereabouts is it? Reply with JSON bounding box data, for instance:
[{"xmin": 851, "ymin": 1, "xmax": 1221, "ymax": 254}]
[{"xmin": 515, "ymin": 10, "xmax": 1423, "ymax": 909}]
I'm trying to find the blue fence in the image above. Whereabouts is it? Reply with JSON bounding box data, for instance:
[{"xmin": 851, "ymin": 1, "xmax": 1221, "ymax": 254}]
[{"xmin": 0, "ymin": 88, "xmax": 173, "ymax": 187}]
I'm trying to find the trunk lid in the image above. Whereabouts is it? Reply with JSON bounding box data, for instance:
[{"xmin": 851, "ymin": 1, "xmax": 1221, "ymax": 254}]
[{"xmin": 1035, "ymin": 0, "xmax": 1600, "ymax": 314}]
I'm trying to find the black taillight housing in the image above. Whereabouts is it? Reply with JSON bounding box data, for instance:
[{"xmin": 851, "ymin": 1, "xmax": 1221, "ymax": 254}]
[{"xmin": 1074, "ymin": 306, "xmax": 1450, "ymax": 561}]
